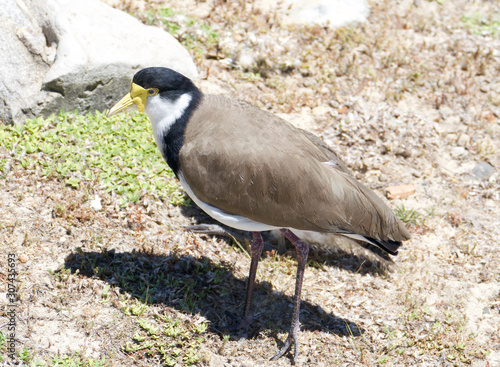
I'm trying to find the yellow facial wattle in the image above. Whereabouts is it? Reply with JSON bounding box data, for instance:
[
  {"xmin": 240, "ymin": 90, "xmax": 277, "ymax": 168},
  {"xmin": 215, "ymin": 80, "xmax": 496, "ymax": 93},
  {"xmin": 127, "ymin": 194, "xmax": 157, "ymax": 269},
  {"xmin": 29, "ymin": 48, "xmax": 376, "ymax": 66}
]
[{"xmin": 107, "ymin": 83, "xmax": 159, "ymax": 116}]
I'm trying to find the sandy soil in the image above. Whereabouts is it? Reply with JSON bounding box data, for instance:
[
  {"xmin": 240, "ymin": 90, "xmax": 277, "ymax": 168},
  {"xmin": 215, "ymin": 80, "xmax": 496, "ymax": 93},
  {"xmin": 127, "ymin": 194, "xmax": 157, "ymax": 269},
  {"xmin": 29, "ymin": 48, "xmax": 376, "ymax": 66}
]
[{"xmin": 1, "ymin": 0, "xmax": 499, "ymax": 366}]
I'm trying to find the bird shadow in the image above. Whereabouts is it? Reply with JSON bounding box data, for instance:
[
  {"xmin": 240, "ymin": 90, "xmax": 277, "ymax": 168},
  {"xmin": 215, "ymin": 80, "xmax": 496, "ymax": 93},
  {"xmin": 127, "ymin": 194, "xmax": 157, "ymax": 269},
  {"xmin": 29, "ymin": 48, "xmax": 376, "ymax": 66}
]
[{"xmin": 63, "ymin": 248, "xmax": 364, "ymax": 342}]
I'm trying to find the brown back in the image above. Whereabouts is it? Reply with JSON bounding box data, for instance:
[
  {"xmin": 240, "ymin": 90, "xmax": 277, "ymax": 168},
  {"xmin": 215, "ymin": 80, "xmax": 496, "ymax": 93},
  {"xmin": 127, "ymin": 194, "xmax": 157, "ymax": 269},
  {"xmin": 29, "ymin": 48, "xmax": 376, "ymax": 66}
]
[{"xmin": 180, "ymin": 95, "xmax": 410, "ymax": 242}]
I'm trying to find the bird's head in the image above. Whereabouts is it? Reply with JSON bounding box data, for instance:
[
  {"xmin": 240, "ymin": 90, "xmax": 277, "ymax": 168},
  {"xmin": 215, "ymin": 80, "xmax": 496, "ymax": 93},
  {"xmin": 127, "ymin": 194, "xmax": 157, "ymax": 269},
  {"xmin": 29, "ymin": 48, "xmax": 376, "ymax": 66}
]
[{"xmin": 107, "ymin": 67, "xmax": 199, "ymax": 117}]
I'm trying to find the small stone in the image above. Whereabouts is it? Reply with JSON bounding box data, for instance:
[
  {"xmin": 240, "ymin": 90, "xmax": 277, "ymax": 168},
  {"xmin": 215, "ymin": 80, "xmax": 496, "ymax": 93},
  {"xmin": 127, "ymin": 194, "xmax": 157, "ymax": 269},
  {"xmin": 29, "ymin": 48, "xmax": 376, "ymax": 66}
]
[
  {"xmin": 338, "ymin": 106, "xmax": 348, "ymax": 114},
  {"xmin": 312, "ymin": 105, "xmax": 330, "ymax": 116},
  {"xmin": 319, "ymin": 86, "xmax": 330, "ymax": 95},
  {"xmin": 484, "ymin": 112, "xmax": 496, "ymax": 123},
  {"xmin": 91, "ymin": 195, "xmax": 102, "ymax": 211},
  {"xmin": 450, "ymin": 146, "xmax": 468, "ymax": 159},
  {"xmin": 472, "ymin": 162, "xmax": 495, "ymax": 180},
  {"xmin": 18, "ymin": 254, "xmax": 29, "ymax": 263},
  {"xmin": 483, "ymin": 307, "xmax": 490, "ymax": 314},
  {"xmin": 238, "ymin": 51, "xmax": 255, "ymax": 69},
  {"xmin": 385, "ymin": 184, "xmax": 416, "ymax": 200}
]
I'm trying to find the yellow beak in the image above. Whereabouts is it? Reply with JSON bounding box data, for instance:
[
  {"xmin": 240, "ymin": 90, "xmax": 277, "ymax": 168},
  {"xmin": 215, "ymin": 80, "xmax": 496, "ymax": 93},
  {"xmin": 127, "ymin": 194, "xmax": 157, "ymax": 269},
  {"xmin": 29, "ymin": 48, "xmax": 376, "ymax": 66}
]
[{"xmin": 107, "ymin": 83, "xmax": 149, "ymax": 117}]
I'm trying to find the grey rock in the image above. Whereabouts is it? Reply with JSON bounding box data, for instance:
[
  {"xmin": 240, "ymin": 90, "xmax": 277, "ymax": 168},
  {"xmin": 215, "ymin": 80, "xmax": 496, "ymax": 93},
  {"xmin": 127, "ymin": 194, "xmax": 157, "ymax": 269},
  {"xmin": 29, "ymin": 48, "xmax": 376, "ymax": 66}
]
[
  {"xmin": 0, "ymin": 0, "xmax": 51, "ymax": 124},
  {"xmin": 472, "ymin": 162, "xmax": 495, "ymax": 180},
  {"xmin": 1, "ymin": 0, "xmax": 197, "ymax": 124}
]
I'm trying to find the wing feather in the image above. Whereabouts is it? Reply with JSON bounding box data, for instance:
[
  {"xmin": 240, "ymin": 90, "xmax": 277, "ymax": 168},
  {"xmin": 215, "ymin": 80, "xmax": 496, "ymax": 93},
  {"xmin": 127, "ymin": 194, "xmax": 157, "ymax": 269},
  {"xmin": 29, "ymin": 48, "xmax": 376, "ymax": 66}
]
[{"xmin": 180, "ymin": 95, "xmax": 410, "ymax": 243}]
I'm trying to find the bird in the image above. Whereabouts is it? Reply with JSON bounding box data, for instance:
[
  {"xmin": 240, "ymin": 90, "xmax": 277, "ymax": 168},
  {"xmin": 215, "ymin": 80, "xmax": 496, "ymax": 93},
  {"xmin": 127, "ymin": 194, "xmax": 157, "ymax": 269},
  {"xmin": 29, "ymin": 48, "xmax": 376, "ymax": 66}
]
[{"xmin": 107, "ymin": 67, "xmax": 411, "ymax": 362}]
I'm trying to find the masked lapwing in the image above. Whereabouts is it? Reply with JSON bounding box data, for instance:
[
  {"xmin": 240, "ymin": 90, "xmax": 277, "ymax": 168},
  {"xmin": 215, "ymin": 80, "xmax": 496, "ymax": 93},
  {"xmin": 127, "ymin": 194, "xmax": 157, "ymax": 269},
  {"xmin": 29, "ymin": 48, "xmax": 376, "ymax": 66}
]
[{"xmin": 107, "ymin": 67, "xmax": 411, "ymax": 362}]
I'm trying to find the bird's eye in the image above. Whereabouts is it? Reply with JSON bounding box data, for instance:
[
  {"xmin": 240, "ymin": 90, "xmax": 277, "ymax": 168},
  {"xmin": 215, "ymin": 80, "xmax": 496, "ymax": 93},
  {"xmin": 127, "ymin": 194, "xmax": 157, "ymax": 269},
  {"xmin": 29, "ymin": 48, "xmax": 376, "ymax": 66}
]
[{"xmin": 147, "ymin": 88, "xmax": 158, "ymax": 96}]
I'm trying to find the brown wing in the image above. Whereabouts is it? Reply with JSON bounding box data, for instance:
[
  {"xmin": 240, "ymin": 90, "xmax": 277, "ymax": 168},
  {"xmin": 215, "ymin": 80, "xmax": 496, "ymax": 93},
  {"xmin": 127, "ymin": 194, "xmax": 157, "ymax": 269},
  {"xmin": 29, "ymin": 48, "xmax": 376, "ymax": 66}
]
[
  {"xmin": 298, "ymin": 128, "xmax": 352, "ymax": 175},
  {"xmin": 180, "ymin": 95, "xmax": 410, "ymax": 242}
]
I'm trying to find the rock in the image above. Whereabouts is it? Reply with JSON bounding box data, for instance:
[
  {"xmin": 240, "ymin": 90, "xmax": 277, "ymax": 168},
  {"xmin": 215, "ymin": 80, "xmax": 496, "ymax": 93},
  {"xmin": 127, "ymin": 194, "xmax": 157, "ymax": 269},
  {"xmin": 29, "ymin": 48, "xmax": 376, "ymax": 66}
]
[
  {"xmin": 0, "ymin": 0, "xmax": 51, "ymax": 124},
  {"xmin": 338, "ymin": 106, "xmax": 349, "ymax": 114},
  {"xmin": 312, "ymin": 105, "xmax": 331, "ymax": 117},
  {"xmin": 90, "ymin": 195, "xmax": 102, "ymax": 211},
  {"xmin": 472, "ymin": 162, "xmax": 495, "ymax": 180},
  {"xmin": 385, "ymin": 184, "xmax": 416, "ymax": 200},
  {"xmin": 18, "ymin": 254, "xmax": 29, "ymax": 263},
  {"xmin": 484, "ymin": 112, "xmax": 497, "ymax": 123},
  {"xmin": 237, "ymin": 51, "xmax": 255, "ymax": 70},
  {"xmin": 0, "ymin": 0, "xmax": 197, "ymax": 124},
  {"xmin": 450, "ymin": 146, "xmax": 468, "ymax": 159}
]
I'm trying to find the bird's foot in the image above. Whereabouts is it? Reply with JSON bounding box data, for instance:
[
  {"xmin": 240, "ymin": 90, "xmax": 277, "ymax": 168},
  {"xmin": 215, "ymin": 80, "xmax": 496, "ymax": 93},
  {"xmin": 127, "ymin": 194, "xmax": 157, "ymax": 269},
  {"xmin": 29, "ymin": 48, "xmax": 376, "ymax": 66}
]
[
  {"xmin": 185, "ymin": 224, "xmax": 228, "ymax": 236},
  {"xmin": 270, "ymin": 329, "xmax": 299, "ymax": 363},
  {"xmin": 223, "ymin": 311, "xmax": 253, "ymax": 338}
]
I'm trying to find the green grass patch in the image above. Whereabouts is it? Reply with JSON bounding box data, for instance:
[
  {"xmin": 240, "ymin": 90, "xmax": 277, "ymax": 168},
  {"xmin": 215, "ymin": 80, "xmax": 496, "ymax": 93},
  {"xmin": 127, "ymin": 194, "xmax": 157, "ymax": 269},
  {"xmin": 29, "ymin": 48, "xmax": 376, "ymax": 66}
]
[
  {"xmin": 124, "ymin": 314, "xmax": 208, "ymax": 366},
  {"xmin": 144, "ymin": 7, "xmax": 183, "ymax": 34},
  {"xmin": 28, "ymin": 351, "xmax": 108, "ymax": 367},
  {"xmin": 461, "ymin": 12, "xmax": 500, "ymax": 37},
  {"xmin": 0, "ymin": 111, "xmax": 185, "ymax": 206},
  {"xmin": 0, "ymin": 330, "xmax": 5, "ymax": 362},
  {"xmin": 395, "ymin": 204, "xmax": 425, "ymax": 226}
]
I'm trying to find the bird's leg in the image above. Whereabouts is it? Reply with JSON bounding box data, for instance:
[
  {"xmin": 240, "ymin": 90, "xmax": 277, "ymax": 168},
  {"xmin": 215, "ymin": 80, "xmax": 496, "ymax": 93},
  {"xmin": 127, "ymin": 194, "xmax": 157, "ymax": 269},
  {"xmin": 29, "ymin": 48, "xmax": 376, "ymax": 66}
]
[
  {"xmin": 270, "ymin": 228, "xmax": 309, "ymax": 362},
  {"xmin": 231, "ymin": 231, "xmax": 264, "ymax": 335}
]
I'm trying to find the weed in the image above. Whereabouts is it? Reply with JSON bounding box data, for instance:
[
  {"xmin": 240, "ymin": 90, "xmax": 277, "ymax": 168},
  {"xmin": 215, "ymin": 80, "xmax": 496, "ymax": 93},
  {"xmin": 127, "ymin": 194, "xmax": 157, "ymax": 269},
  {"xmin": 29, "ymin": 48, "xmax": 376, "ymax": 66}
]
[
  {"xmin": 346, "ymin": 322, "xmax": 364, "ymax": 363},
  {"xmin": 461, "ymin": 12, "xmax": 500, "ymax": 37},
  {"xmin": 124, "ymin": 314, "xmax": 207, "ymax": 366},
  {"xmin": 18, "ymin": 347, "xmax": 32, "ymax": 364},
  {"xmin": 395, "ymin": 204, "xmax": 425, "ymax": 226},
  {"xmin": 31, "ymin": 352, "xmax": 108, "ymax": 367},
  {"xmin": 378, "ymin": 355, "xmax": 390, "ymax": 364}
]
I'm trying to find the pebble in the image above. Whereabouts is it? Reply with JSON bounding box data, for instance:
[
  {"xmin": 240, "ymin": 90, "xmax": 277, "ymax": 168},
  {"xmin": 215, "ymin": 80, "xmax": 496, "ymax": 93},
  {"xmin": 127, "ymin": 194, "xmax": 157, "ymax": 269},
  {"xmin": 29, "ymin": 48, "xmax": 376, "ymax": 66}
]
[
  {"xmin": 18, "ymin": 254, "xmax": 28, "ymax": 263},
  {"xmin": 450, "ymin": 146, "xmax": 468, "ymax": 159},
  {"xmin": 385, "ymin": 184, "xmax": 416, "ymax": 200},
  {"xmin": 238, "ymin": 51, "xmax": 255, "ymax": 69},
  {"xmin": 312, "ymin": 105, "xmax": 330, "ymax": 117},
  {"xmin": 91, "ymin": 195, "xmax": 102, "ymax": 211},
  {"xmin": 472, "ymin": 162, "xmax": 495, "ymax": 180}
]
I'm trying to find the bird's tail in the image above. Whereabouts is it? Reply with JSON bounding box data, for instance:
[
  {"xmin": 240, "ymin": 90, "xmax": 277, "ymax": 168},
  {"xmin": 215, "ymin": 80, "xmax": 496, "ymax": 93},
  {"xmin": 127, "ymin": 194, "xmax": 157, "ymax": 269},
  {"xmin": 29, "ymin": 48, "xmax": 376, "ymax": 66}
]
[{"xmin": 338, "ymin": 232, "xmax": 402, "ymax": 255}]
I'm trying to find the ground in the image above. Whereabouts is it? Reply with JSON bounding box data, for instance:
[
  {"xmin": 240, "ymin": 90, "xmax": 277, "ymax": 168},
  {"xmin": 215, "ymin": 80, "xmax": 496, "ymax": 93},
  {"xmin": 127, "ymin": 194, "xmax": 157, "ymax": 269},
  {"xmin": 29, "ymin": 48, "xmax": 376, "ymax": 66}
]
[{"xmin": 1, "ymin": 0, "xmax": 500, "ymax": 366}]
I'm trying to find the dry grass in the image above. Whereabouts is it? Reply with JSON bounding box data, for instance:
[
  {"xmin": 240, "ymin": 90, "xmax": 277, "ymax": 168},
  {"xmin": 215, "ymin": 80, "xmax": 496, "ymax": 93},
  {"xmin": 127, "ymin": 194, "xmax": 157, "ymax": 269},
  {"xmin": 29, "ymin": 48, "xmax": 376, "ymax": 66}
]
[{"xmin": 1, "ymin": 0, "xmax": 499, "ymax": 366}]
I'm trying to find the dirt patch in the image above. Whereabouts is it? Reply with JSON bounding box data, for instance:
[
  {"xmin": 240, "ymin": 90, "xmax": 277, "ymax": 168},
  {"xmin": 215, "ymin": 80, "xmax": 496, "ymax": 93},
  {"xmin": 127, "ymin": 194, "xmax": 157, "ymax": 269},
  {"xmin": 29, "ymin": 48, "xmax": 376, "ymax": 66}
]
[{"xmin": 1, "ymin": 0, "xmax": 499, "ymax": 366}]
